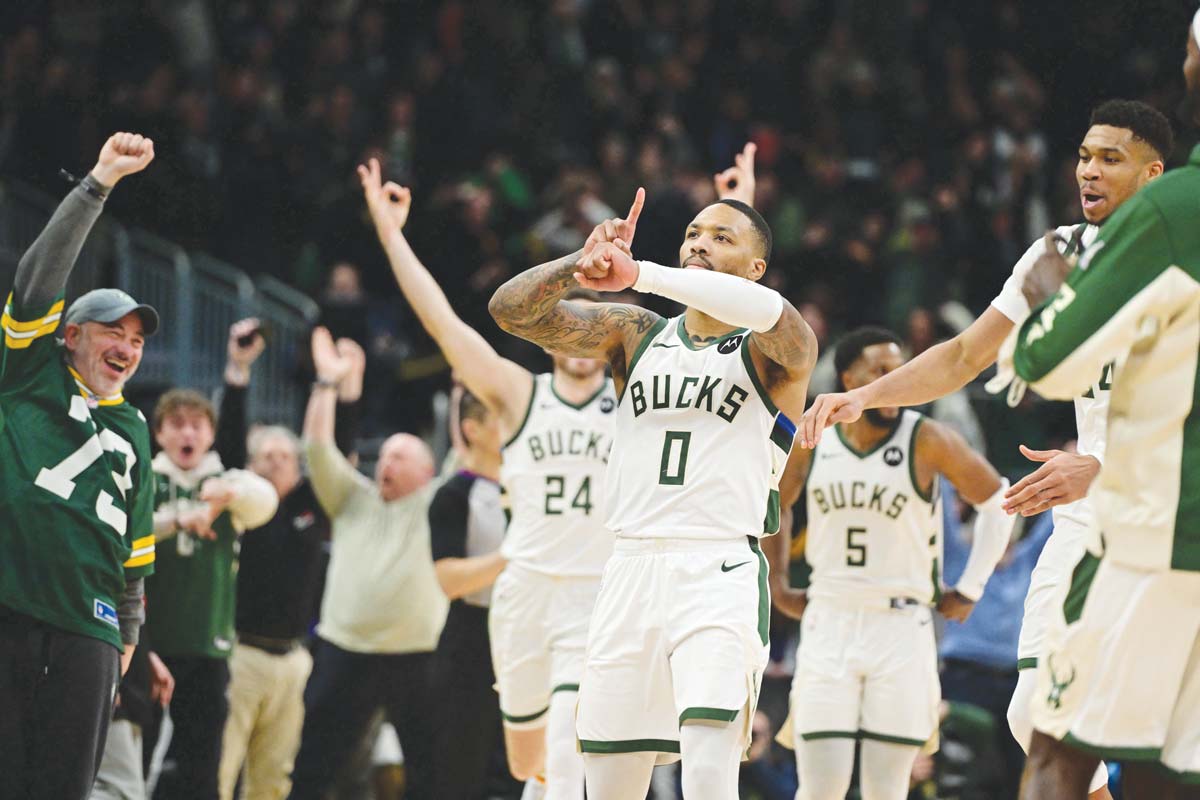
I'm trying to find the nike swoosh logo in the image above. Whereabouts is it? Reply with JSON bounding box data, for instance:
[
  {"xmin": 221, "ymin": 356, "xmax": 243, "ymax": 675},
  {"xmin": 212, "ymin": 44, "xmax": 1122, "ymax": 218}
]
[
  {"xmin": 721, "ymin": 560, "xmax": 752, "ymax": 573},
  {"xmin": 652, "ymin": 343, "xmax": 679, "ymax": 349}
]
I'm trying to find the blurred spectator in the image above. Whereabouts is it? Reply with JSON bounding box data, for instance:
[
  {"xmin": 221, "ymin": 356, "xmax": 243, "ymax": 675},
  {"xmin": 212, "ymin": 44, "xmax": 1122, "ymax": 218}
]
[
  {"xmin": 217, "ymin": 343, "xmax": 364, "ymax": 799},
  {"xmin": 145, "ymin": 321, "xmax": 280, "ymax": 800},
  {"xmin": 288, "ymin": 328, "xmax": 446, "ymax": 800},
  {"xmin": 739, "ymin": 711, "xmax": 798, "ymax": 800}
]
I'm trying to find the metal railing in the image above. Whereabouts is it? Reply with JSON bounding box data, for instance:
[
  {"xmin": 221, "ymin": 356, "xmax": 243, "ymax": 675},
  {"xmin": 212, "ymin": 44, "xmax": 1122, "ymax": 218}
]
[{"xmin": 0, "ymin": 179, "xmax": 314, "ymax": 429}]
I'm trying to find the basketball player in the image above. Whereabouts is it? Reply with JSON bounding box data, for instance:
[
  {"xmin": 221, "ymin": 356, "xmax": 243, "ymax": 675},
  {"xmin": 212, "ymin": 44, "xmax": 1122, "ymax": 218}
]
[
  {"xmin": 771, "ymin": 327, "xmax": 1012, "ymax": 800},
  {"xmin": 797, "ymin": 99, "xmax": 1172, "ymax": 800},
  {"xmin": 1007, "ymin": 16, "xmax": 1200, "ymax": 796},
  {"xmin": 357, "ymin": 159, "xmax": 615, "ymax": 797},
  {"xmin": 490, "ymin": 188, "xmax": 817, "ymax": 799}
]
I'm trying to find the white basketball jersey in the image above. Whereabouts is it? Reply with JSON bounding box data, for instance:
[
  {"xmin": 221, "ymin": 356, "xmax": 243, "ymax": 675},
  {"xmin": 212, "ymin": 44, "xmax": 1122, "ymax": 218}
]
[
  {"xmin": 604, "ymin": 316, "xmax": 795, "ymax": 540},
  {"xmin": 499, "ymin": 373, "xmax": 617, "ymax": 577},
  {"xmin": 805, "ymin": 410, "xmax": 943, "ymax": 604},
  {"xmin": 991, "ymin": 222, "xmax": 1110, "ymax": 532}
]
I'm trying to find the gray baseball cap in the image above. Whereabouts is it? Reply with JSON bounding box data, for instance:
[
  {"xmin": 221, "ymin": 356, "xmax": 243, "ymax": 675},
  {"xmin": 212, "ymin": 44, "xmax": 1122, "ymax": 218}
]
[{"xmin": 64, "ymin": 288, "xmax": 160, "ymax": 337}]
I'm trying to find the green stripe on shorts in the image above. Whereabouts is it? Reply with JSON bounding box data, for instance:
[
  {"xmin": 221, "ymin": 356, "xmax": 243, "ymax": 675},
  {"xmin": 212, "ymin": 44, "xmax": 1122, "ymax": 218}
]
[
  {"xmin": 679, "ymin": 707, "xmax": 739, "ymax": 726},
  {"xmin": 1016, "ymin": 657, "xmax": 1038, "ymax": 671},
  {"xmin": 579, "ymin": 738, "xmax": 681, "ymax": 754},
  {"xmin": 748, "ymin": 536, "xmax": 769, "ymax": 646},
  {"xmin": 1062, "ymin": 732, "xmax": 1161, "ymax": 762},
  {"xmin": 502, "ymin": 706, "xmax": 549, "ymax": 724},
  {"xmin": 1063, "ymin": 551, "xmax": 1101, "ymax": 625},
  {"xmin": 552, "ymin": 683, "xmax": 580, "ymax": 694}
]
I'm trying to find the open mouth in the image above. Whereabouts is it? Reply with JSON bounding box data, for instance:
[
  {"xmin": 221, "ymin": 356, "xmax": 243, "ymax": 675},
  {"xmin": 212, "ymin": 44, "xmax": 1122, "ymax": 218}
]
[
  {"xmin": 181, "ymin": 445, "xmax": 196, "ymax": 459},
  {"xmin": 1081, "ymin": 192, "xmax": 1105, "ymax": 211},
  {"xmin": 103, "ymin": 357, "xmax": 128, "ymax": 374}
]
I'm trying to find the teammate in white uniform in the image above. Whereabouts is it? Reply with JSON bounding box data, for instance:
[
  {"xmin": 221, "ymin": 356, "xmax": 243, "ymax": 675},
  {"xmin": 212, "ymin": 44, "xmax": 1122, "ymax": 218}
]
[
  {"xmin": 357, "ymin": 160, "xmax": 612, "ymax": 797},
  {"xmin": 490, "ymin": 176, "xmax": 817, "ymax": 799},
  {"xmin": 768, "ymin": 327, "xmax": 1012, "ymax": 800},
  {"xmin": 797, "ymin": 100, "xmax": 1173, "ymax": 799}
]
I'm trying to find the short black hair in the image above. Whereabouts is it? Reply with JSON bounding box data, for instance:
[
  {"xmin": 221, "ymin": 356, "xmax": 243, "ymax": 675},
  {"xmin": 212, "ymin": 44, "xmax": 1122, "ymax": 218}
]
[
  {"xmin": 717, "ymin": 199, "xmax": 773, "ymax": 267},
  {"xmin": 833, "ymin": 326, "xmax": 903, "ymax": 392},
  {"xmin": 457, "ymin": 386, "xmax": 490, "ymax": 448},
  {"xmin": 1089, "ymin": 99, "xmax": 1174, "ymax": 161}
]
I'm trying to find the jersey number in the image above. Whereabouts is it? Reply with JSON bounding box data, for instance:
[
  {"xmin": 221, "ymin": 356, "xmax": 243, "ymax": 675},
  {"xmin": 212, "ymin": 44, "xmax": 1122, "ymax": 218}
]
[
  {"xmin": 34, "ymin": 397, "xmax": 136, "ymax": 535},
  {"xmin": 545, "ymin": 475, "xmax": 593, "ymax": 515},
  {"xmin": 658, "ymin": 431, "xmax": 692, "ymax": 485},
  {"xmin": 846, "ymin": 526, "xmax": 867, "ymax": 567}
]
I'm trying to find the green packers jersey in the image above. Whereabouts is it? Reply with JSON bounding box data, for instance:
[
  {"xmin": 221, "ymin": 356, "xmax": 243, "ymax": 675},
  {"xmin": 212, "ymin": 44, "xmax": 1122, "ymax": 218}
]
[
  {"xmin": 145, "ymin": 453, "xmax": 239, "ymax": 659},
  {"xmin": 1014, "ymin": 144, "xmax": 1200, "ymax": 573},
  {"xmin": 0, "ymin": 291, "xmax": 156, "ymax": 650}
]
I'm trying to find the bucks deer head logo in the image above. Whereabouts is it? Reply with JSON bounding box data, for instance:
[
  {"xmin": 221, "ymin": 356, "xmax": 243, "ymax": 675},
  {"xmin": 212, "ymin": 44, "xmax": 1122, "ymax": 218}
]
[{"xmin": 1047, "ymin": 654, "xmax": 1076, "ymax": 710}]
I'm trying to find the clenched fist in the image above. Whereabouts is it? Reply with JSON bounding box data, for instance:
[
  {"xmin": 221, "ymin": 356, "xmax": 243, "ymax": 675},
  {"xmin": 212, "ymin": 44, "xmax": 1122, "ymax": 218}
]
[{"xmin": 92, "ymin": 132, "xmax": 155, "ymax": 188}]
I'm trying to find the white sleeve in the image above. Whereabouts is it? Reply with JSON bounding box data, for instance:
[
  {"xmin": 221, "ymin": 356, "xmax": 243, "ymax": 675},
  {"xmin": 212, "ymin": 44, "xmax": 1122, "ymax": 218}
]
[
  {"xmin": 223, "ymin": 468, "xmax": 280, "ymax": 532},
  {"xmin": 634, "ymin": 260, "xmax": 783, "ymax": 332},
  {"xmin": 990, "ymin": 237, "xmax": 1045, "ymax": 324},
  {"xmin": 955, "ymin": 480, "xmax": 1015, "ymax": 601}
]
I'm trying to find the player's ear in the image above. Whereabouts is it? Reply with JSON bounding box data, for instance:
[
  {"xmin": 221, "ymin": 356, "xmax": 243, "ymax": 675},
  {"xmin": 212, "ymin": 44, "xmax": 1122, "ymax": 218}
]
[
  {"xmin": 1147, "ymin": 160, "xmax": 1165, "ymax": 180},
  {"xmin": 747, "ymin": 257, "xmax": 767, "ymax": 282}
]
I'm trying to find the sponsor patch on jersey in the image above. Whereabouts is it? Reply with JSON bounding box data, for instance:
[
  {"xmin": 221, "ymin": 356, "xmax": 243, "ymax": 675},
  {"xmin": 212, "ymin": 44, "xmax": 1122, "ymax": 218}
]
[
  {"xmin": 883, "ymin": 446, "xmax": 904, "ymax": 467},
  {"xmin": 93, "ymin": 599, "xmax": 119, "ymax": 628},
  {"xmin": 214, "ymin": 636, "xmax": 232, "ymax": 652},
  {"xmin": 599, "ymin": 397, "xmax": 615, "ymax": 413},
  {"xmin": 717, "ymin": 335, "xmax": 744, "ymax": 354}
]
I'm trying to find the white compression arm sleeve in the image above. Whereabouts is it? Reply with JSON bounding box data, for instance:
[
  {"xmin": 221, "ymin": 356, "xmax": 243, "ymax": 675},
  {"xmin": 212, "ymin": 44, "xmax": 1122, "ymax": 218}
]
[
  {"xmin": 634, "ymin": 260, "xmax": 784, "ymax": 333},
  {"xmin": 956, "ymin": 479, "xmax": 1015, "ymax": 601}
]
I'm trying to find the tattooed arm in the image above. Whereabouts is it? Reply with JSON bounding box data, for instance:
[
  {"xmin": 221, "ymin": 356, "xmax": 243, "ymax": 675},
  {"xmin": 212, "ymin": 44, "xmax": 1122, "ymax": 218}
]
[
  {"xmin": 489, "ymin": 249, "xmax": 661, "ymax": 393},
  {"xmin": 748, "ymin": 301, "xmax": 819, "ymax": 417}
]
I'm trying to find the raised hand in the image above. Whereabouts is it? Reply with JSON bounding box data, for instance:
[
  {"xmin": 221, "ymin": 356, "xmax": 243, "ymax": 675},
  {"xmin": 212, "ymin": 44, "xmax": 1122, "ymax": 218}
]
[
  {"xmin": 311, "ymin": 327, "xmax": 352, "ymax": 384},
  {"xmin": 1002, "ymin": 445, "xmax": 1101, "ymax": 516},
  {"xmin": 579, "ymin": 187, "xmax": 645, "ymax": 265},
  {"xmin": 226, "ymin": 318, "xmax": 265, "ymax": 386},
  {"xmin": 92, "ymin": 132, "xmax": 155, "ymax": 187},
  {"xmin": 798, "ymin": 391, "xmax": 865, "ymax": 449},
  {"xmin": 1021, "ymin": 231, "xmax": 1073, "ymax": 309},
  {"xmin": 714, "ymin": 142, "xmax": 757, "ymax": 205},
  {"xmin": 574, "ymin": 240, "xmax": 641, "ymax": 293},
  {"xmin": 357, "ymin": 157, "xmax": 412, "ymax": 236},
  {"xmin": 335, "ymin": 337, "xmax": 366, "ymax": 403}
]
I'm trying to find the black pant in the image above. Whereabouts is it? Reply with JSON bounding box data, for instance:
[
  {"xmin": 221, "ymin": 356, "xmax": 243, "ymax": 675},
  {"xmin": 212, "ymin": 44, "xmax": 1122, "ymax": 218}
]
[
  {"xmin": 152, "ymin": 655, "xmax": 230, "ymax": 800},
  {"xmin": 941, "ymin": 658, "xmax": 1024, "ymax": 800},
  {"xmin": 288, "ymin": 639, "xmax": 436, "ymax": 800},
  {"xmin": 432, "ymin": 608, "xmax": 523, "ymax": 800},
  {"xmin": 0, "ymin": 607, "xmax": 120, "ymax": 800}
]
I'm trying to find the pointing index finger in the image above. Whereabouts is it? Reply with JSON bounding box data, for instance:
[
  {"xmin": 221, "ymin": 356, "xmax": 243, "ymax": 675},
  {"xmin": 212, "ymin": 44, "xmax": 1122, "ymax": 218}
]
[{"xmin": 625, "ymin": 187, "xmax": 645, "ymax": 228}]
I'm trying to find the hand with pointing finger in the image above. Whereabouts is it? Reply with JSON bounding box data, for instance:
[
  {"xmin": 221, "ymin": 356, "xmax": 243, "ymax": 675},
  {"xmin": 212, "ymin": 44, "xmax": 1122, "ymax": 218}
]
[
  {"xmin": 358, "ymin": 158, "xmax": 412, "ymax": 237},
  {"xmin": 797, "ymin": 390, "xmax": 867, "ymax": 449},
  {"xmin": 714, "ymin": 142, "xmax": 757, "ymax": 206},
  {"xmin": 578, "ymin": 188, "xmax": 645, "ymax": 265},
  {"xmin": 575, "ymin": 241, "xmax": 640, "ymax": 293},
  {"xmin": 1002, "ymin": 445, "xmax": 1101, "ymax": 516}
]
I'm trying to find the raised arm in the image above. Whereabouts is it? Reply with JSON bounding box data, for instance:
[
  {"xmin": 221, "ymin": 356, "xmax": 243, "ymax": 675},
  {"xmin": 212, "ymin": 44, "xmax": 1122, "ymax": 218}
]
[
  {"xmin": 302, "ymin": 327, "xmax": 362, "ymax": 516},
  {"xmin": 489, "ymin": 193, "xmax": 662, "ymax": 393},
  {"xmin": 358, "ymin": 159, "xmax": 533, "ymax": 426},
  {"xmin": 799, "ymin": 307, "xmax": 1013, "ymax": 449},
  {"xmin": 914, "ymin": 419, "xmax": 1013, "ymax": 620},
  {"xmin": 214, "ymin": 318, "xmax": 265, "ymax": 470},
  {"xmin": 13, "ymin": 133, "xmax": 154, "ymax": 312}
]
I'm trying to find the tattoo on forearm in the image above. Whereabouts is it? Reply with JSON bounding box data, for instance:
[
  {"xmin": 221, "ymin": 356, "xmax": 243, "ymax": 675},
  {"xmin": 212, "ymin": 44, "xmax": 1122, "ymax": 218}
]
[
  {"xmin": 753, "ymin": 307, "xmax": 816, "ymax": 374},
  {"xmin": 489, "ymin": 251, "xmax": 659, "ymax": 362}
]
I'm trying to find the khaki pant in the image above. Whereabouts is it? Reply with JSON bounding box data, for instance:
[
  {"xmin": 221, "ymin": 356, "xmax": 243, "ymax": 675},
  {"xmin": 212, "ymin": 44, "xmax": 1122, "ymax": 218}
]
[{"xmin": 218, "ymin": 644, "xmax": 312, "ymax": 800}]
